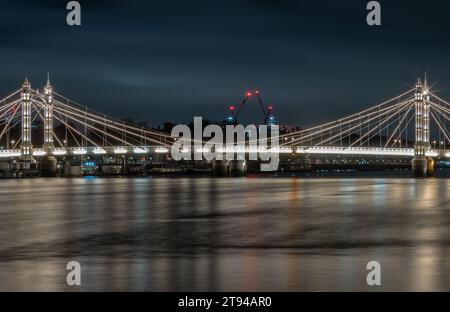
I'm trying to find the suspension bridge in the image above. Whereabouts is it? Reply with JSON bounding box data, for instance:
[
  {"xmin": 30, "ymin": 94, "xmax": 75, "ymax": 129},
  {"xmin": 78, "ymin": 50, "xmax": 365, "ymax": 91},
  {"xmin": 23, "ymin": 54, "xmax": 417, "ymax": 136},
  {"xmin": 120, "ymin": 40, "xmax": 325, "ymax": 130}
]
[
  {"xmin": 1, "ymin": 75, "xmax": 450, "ymax": 177},
  {"xmin": 278, "ymin": 77, "xmax": 449, "ymax": 176}
]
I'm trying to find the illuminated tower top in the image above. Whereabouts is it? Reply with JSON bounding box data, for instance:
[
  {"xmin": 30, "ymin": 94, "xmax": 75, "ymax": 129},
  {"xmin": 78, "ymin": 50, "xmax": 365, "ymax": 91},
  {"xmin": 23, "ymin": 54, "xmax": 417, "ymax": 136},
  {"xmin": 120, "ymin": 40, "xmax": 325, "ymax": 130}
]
[
  {"xmin": 21, "ymin": 78, "xmax": 31, "ymax": 100},
  {"xmin": 44, "ymin": 72, "xmax": 53, "ymax": 98},
  {"xmin": 416, "ymin": 78, "xmax": 422, "ymax": 88},
  {"xmin": 415, "ymin": 78, "xmax": 423, "ymax": 101},
  {"xmin": 22, "ymin": 77, "xmax": 31, "ymax": 90}
]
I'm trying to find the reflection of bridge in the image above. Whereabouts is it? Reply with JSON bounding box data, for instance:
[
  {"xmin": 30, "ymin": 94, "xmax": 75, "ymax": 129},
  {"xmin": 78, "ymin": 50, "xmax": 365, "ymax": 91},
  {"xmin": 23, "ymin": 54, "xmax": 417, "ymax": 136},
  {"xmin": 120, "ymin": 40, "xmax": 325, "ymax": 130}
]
[{"xmin": 1, "ymin": 75, "xmax": 450, "ymax": 176}]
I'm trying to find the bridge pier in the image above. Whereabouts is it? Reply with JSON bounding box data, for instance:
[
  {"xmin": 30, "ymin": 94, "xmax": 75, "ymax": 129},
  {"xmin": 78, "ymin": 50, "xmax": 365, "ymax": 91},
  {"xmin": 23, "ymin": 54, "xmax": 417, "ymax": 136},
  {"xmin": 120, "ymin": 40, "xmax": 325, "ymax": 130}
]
[
  {"xmin": 212, "ymin": 160, "xmax": 247, "ymax": 177},
  {"xmin": 212, "ymin": 160, "xmax": 229, "ymax": 177},
  {"xmin": 40, "ymin": 156, "xmax": 57, "ymax": 177},
  {"xmin": 229, "ymin": 160, "xmax": 247, "ymax": 177},
  {"xmin": 411, "ymin": 157, "xmax": 435, "ymax": 177},
  {"xmin": 412, "ymin": 158, "xmax": 428, "ymax": 177},
  {"xmin": 427, "ymin": 158, "xmax": 435, "ymax": 177}
]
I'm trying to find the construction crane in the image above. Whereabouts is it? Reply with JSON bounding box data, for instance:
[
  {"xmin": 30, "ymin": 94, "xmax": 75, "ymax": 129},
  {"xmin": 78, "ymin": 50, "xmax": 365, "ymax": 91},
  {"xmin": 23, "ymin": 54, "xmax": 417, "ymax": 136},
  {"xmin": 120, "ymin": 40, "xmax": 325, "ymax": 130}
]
[{"xmin": 226, "ymin": 90, "xmax": 275, "ymax": 125}]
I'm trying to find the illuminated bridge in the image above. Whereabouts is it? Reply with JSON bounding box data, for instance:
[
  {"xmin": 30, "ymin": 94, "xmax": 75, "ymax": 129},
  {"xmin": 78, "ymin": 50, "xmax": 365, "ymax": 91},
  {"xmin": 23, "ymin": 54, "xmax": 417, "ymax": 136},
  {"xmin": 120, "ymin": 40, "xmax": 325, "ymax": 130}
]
[
  {"xmin": 1, "ymin": 75, "xmax": 450, "ymax": 176},
  {"xmin": 0, "ymin": 76, "xmax": 175, "ymax": 154}
]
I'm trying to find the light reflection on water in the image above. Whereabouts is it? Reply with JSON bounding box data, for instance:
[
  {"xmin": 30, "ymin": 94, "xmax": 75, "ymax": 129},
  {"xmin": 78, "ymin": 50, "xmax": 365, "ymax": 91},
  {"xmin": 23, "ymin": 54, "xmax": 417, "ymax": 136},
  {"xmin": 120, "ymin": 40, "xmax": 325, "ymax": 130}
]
[{"xmin": 0, "ymin": 176, "xmax": 450, "ymax": 291}]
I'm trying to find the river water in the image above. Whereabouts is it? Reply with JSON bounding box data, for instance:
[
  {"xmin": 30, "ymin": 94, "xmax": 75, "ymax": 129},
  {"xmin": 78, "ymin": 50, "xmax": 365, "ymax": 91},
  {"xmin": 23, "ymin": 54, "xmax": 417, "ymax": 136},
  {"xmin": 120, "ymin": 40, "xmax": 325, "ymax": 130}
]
[{"xmin": 0, "ymin": 175, "xmax": 450, "ymax": 291}]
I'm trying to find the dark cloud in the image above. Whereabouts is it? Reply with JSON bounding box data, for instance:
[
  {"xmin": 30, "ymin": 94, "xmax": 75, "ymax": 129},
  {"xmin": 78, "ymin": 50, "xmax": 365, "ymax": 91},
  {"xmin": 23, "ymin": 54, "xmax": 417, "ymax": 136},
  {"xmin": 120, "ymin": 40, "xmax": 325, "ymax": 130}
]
[{"xmin": 1, "ymin": 0, "xmax": 450, "ymax": 127}]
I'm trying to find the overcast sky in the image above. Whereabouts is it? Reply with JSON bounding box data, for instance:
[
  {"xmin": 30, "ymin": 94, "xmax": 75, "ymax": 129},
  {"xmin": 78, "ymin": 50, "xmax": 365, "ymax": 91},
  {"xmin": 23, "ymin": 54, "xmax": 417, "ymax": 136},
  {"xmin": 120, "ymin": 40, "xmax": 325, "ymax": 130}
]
[{"xmin": 1, "ymin": 0, "xmax": 450, "ymax": 127}]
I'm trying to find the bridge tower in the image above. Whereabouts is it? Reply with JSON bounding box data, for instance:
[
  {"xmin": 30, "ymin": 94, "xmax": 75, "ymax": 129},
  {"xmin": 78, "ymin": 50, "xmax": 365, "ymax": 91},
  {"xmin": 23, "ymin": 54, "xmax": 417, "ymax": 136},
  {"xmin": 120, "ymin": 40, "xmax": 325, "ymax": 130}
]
[
  {"xmin": 20, "ymin": 78, "xmax": 33, "ymax": 158},
  {"xmin": 412, "ymin": 77, "xmax": 434, "ymax": 176},
  {"xmin": 43, "ymin": 73, "xmax": 54, "ymax": 149},
  {"xmin": 41, "ymin": 73, "xmax": 58, "ymax": 177}
]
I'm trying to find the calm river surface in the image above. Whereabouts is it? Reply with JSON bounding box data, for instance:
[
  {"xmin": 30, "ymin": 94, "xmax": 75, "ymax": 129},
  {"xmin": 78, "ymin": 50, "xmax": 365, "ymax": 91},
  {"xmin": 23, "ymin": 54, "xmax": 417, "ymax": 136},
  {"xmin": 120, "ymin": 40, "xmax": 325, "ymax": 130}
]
[{"xmin": 1, "ymin": 175, "xmax": 450, "ymax": 291}]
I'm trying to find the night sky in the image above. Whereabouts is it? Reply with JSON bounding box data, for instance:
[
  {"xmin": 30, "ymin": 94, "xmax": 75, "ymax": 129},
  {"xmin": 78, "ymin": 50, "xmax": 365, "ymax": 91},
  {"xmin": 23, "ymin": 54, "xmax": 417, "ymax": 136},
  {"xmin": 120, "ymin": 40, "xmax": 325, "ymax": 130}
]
[{"xmin": 1, "ymin": 0, "xmax": 450, "ymax": 128}]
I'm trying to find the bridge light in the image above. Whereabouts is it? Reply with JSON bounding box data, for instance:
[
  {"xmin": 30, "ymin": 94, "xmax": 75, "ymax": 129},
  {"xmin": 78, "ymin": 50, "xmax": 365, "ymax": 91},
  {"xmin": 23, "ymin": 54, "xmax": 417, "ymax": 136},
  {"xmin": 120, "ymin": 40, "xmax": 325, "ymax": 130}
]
[
  {"xmin": 133, "ymin": 147, "xmax": 147, "ymax": 154},
  {"xmin": 0, "ymin": 150, "xmax": 21, "ymax": 158},
  {"xmin": 229, "ymin": 105, "xmax": 235, "ymax": 111},
  {"xmin": 114, "ymin": 147, "xmax": 127, "ymax": 154},
  {"xmin": 53, "ymin": 149, "xmax": 67, "ymax": 156},
  {"xmin": 155, "ymin": 147, "xmax": 169, "ymax": 153},
  {"xmin": 93, "ymin": 148, "xmax": 107, "ymax": 155},
  {"xmin": 246, "ymin": 91, "xmax": 252, "ymax": 97},
  {"xmin": 73, "ymin": 148, "xmax": 87, "ymax": 155},
  {"xmin": 268, "ymin": 105, "xmax": 273, "ymax": 111},
  {"xmin": 32, "ymin": 150, "xmax": 47, "ymax": 156}
]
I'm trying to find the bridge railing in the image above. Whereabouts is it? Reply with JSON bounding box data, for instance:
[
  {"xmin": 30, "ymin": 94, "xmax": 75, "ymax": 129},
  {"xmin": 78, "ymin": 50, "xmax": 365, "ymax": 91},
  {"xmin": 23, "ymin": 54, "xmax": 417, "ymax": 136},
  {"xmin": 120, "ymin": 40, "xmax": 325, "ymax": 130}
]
[{"xmin": 1, "ymin": 145, "xmax": 449, "ymax": 158}]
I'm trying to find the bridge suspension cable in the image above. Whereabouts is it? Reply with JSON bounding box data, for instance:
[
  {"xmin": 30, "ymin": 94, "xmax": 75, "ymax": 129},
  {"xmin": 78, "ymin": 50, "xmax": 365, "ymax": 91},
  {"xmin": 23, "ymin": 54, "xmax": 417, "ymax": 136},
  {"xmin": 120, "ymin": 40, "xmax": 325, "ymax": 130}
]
[
  {"xmin": 51, "ymin": 91, "xmax": 177, "ymax": 141},
  {"xmin": 278, "ymin": 88, "xmax": 416, "ymax": 140},
  {"xmin": 29, "ymin": 91, "xmax": 174, "ymax": 147},
  {"xmin": 281, "ymin": 95, "xmax": 415, "ymax": 148}
]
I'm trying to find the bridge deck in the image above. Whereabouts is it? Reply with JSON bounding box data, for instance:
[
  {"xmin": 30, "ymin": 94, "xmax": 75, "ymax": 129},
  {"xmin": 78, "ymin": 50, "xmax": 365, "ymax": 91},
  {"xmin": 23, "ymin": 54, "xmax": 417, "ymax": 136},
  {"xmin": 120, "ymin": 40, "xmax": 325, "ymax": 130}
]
[{"xmin": 0, "ymin": 146, "xmax": 448, "ymax": 158}]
